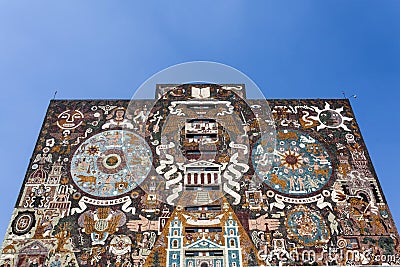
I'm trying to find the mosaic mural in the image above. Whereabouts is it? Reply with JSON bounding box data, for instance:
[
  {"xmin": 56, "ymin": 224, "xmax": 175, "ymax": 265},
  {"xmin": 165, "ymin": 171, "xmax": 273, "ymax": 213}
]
[{"xmin": 1, "ymin": 84, "xmax": 400, "ymax": 267}]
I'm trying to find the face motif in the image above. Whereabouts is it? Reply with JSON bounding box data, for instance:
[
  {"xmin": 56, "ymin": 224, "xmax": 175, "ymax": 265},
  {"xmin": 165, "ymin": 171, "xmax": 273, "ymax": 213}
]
[
  {"xmin": 115, "ymin": 110, "xmax": 125, "ymax": 120},
  {"xmin": 318, "ymin": 110, "xmax": 342, "ymax": 127},
  {"xmin": 57, "ymin": 110, "xmax": 84, "ymax": 130}
]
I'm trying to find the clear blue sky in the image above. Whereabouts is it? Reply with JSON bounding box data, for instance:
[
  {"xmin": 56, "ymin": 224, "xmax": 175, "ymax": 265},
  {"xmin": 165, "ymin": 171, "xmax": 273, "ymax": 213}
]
[{"xmin": 0, "ymin": 1, "xmax": 399, "ymax": 240}]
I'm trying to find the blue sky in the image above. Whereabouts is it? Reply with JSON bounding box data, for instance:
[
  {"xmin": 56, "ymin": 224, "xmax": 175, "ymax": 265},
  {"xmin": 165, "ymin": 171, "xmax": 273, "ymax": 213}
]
[{"xmin": 0, "ymin": 1, "xmax": 399, "ymax": 239}]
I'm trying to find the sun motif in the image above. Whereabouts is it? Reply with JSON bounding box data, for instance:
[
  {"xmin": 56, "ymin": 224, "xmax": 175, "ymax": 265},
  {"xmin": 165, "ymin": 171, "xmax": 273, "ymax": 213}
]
[
  {"xmin": 86, "ymin": 145, "xmax": 100, "ymax": 156},
  {"xmin": 310, "ymin": 102, "xmax": 353, "ymax": 131},
  {"xmin": 278, "ymin": 149, "xmax": 304, "ymax": 171}
]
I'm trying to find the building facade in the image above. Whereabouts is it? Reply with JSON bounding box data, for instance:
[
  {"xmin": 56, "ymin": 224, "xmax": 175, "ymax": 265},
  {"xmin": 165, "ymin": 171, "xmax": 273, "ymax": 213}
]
[{"xmin": 0, "ymin": 84, "xmax": 399, "ymax": 266}]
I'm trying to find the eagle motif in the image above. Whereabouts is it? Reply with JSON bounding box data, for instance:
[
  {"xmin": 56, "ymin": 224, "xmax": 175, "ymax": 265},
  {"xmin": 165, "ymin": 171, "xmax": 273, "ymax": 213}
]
[{"xmin": 78, "ymin": 207, "xmax": 126, "ymax": 245}]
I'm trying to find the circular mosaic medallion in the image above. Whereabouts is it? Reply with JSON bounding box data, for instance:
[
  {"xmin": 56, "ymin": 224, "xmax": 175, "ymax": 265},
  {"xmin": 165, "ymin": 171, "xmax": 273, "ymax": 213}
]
[
  {"xmin": 11, "ymin": 211, "xmax": 36, "ymax": 236},
  {"xmin": 71, "ymin": 130, "xmax": 152, "ymax": 198},
  {"xmin": 252, "ymin": 129, "xmax": 333, "ymax": 196},
  {"xmin": 285, "ymin": 205, "xmax": 330, "ymax": 246}
]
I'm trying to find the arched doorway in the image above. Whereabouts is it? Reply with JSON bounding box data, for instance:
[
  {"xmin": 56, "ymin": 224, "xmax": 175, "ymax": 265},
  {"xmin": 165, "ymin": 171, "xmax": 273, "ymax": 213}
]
[{"xmin": 200, "ymin": 262, "xmax": 209, "ymax": 267}]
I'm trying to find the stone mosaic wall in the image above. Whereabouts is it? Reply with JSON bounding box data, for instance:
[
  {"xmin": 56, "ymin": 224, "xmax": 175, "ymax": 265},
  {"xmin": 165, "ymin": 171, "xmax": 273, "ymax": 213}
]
[{"xmin": 1, "ymin": 84, "xmax": 399, "ymax": 266}]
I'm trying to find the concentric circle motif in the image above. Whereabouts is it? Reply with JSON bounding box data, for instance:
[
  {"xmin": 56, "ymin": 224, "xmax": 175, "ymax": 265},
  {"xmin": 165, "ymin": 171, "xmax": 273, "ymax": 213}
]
[
  {"xmin": 71, "ymin": 130, "xmax": 152, "ymax": 198},
  {"xmin": 285, "ymin": 205, "xmax": 330, "ymax": 246},
  {"xmin": 97, "ymin": 149, "xmax": 125, "ymax": 174},
  {"xmin": 253, "ymin": 129, "xmax": 333, "ymax": 196},
  {"xmin": 11, "ymin": 211, "xmax": 36, "ymax": 236}
]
